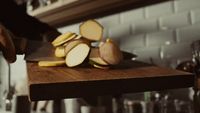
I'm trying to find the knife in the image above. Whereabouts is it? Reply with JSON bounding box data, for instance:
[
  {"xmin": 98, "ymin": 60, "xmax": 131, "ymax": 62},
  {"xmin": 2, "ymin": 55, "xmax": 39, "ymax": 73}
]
[
  {"xmin": 14, "ymin": 38, "xmax": 63, "ymax": 62},
  {"xmin": 15, "ymin": 38, "xmax": 137, "ymax": 62}
]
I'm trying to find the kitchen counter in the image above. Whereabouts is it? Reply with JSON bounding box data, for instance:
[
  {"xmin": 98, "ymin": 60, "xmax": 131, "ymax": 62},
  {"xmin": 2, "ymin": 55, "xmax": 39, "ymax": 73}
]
[{"xmin": 26, "ymin": 60, "xmax": 194, "ymax": 101}]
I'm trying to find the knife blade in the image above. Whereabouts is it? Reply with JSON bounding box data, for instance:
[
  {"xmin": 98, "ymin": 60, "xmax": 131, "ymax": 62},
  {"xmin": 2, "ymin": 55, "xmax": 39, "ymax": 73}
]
[
  {"xmin": 24, "ymin": 40, "xmax": 64, "ymax": 62},
  {"xmin": 23, "ymin": 39, "xmax": 137, "ymax": 62}
]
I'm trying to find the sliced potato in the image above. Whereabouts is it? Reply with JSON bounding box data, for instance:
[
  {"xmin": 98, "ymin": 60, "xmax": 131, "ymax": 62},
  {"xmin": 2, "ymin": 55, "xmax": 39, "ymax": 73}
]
[
  {"xmin": 55, "ymin": 46, "xmax": 66, "ymax": 58},
  {"xmin": 74, "ymin": 35, "xmax": 83, "ymax": 40},
  {"xmin": 93, "ymin": 64, "xmax": 109, "ymax": 69},
  {"xmin": 90, "ymin": 57, "xmax": 108, "ymax": 66},
  {"xmin": 65, "ymin": 39, "xmax": 90, "ymax": 54},
  {"xmin": 89, "ymin": 60, "xmax": 109, "ymax": 69},
  {"xmin": 89, "ymin": 47, "xmax": 99, "ymax": 58},
  {"xmin": 98, "ymin": 41, "xmax": 105, "ymax": 47},
  {"xmin": 80, "ymin": 20, "xmax": 103, "ymax": 41},
  {"xmin": 38, "ymin": 60, "xmax": 65, "ymax": 67},
  {"xmin": 65, "ymin": 43, "xmax": 90, "ymax": 67},
  {"xmin": 99, "ymin": 39, "xmax": 123, "ymax": 65},
  {"xmin": 89, "ymin": 48, "xmax": 108, "ymax": 65},
  {"xmin": 52, "ymin": 32, "xmax": 76, "ymax": 47}
]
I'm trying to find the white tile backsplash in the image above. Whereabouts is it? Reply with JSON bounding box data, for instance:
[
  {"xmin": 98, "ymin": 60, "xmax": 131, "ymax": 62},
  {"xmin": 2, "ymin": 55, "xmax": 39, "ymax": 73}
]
[
  {"xmin": 108, "ymin": 24, "xmax": 131, "ymax": 40},
  {"xmin": 160, "ymin": 12, "xmax": 191, "ymax": 29},
  {"xmin": 120, "ymin": 8, "xmax": 145, "ymax": 23},
  {"xmin": 177, "ymin": 23, "xmax": 200, "ymax": 42},
  {"xmin": 97, "ymin": 14, "xmax": 120, "ymax": 28},
  {"xmin": 133, "ymin": 46, "xmax": 161, "ymax": 62},
  {"xmin": 145, "ymin": 1, "xmax": 174, "ymax": 18},
  {"xmin": 132, "ymin": 19, "xmax": 158, "ymax": 34},
  {"xmin": 191, "ymin": 8, "xmax": 200, "ymax": 24},
  {"xmin": 162, "ymin": 42, "xmax": 192, "ymax": 59},
  {"xmin": 174, "ymin": 0, "xmax": 200, "ymax": 12},
  {"xmin": 146, "ymin": 30, "xmax": 175, "ymax": 46},
  {"xmin": 120, "ymin": 34, "xmax": 145, "ymax": 49}
]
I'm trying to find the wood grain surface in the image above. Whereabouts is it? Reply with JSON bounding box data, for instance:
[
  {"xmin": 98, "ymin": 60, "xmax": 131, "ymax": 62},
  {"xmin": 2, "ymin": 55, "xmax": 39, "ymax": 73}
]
[{"xmin": 27, "ymin": 60, "xmax": 194, "ymax": 101}]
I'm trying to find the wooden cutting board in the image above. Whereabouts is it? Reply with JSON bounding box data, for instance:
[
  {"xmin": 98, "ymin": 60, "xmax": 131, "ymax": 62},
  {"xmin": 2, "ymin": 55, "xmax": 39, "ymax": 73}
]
[
  {"xmin": 24, "ymin": 41, "xmax": 64, "ymax": 61},
  {"xmin": 27, "ymin": 60, "xmax": 194, "ymax": 101}
]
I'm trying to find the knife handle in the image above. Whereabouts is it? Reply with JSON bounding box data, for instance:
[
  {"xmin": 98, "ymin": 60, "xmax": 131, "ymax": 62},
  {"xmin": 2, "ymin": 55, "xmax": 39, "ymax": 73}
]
[
  {"xmin": 13, "ymin": 37, "xmax": 27, "ymax": 54},
  {"xmin": 0, "ymin": 24, "xmax": 16, "ymax": 63}
]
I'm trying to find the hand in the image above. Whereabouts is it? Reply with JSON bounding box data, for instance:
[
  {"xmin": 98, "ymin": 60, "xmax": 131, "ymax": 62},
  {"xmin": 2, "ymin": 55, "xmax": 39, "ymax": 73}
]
[{"xmin": 0, "ymin": 24, "xmax": 16, "ymax": 63}]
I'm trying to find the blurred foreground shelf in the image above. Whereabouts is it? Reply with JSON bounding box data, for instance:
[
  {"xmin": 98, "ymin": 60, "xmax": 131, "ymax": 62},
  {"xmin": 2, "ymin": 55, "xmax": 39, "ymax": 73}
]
[
  {"xmin": 27, "ymin": 60, "xmax": 194, "ymax": 101},
  {"xmin": 29, "ymin": 0, "xmax": 170, "ymax": 27}
]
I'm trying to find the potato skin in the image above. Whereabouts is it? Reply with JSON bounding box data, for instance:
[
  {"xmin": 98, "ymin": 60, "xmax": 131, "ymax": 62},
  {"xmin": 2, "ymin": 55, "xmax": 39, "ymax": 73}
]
[{"xmin": 99, "ymin": 39, "xmax": 123, "ymax": 65}]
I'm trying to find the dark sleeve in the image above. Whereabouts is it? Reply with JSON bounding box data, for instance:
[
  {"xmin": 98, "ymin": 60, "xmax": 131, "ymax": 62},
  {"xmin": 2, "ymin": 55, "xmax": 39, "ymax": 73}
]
[{"xmin": 0, "ymin": 0, "xmax": 60, "ymax": 41}]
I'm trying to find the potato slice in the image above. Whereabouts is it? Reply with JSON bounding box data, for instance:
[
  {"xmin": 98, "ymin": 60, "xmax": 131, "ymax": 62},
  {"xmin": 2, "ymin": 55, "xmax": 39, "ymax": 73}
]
[
  {"xmin": 65, "ymin": 43, "xmax": 90, "ymax": 67},
  {"xmin": 74, "ymin": 34, "xmax": 83, "ymax": 40},
  {"xmin": 52, "ymin": 32, "xmax": 76, "ymax": 47},
  {"xmin": 93, "ymin": 64, "xmax": 109, "ymax": 69},
  {"xmin": 55, "ymin": 46, "xmax": 66, "ymax": 58},
  {"xmin": 99, "ymin": 39, "xmax": 123, "ymax": 65},
  {"xmin": 38, "ymin": 60, "xmax": 65, "ymax": 67},
  {"xmin": 89, "ymin": 48, "xmax": 108, "ymax": 66},
  {"xmin": 65, "ymin": 39, "xmax": 90, "ymax": 54},
  {"xmin": 80, "ymin": 20, "xmax": 103, "ymax": 41},
  {"xmin": 89, "ymin": 60, "xmax": 109, "ymax": 69}
]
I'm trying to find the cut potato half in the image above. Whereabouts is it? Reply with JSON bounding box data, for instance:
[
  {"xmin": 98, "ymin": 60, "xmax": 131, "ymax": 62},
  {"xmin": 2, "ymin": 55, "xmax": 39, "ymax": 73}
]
[
  {"xmin": 89, "ymin": 48, "xmax": 108, "ymax": 65},
  {"xmin": 38, "ymin": 60, "xmax": 65, "ymax": 67},
  {"xmin": 55, "ymin": 46, "xmax": 66, "ymax": 58},
  {"xmin": 89, "ymin": 47, "xmax": 99, "ymax": 58},
  {"xmin": 99, "ymin": 39, "xmax": 123, "ymax": 65},
  {"xmin": 80, "ymin": 20, "xmax": 103, "ymax": 41},
  {"xmin": 52, "ymin": 32, "xmax": 76, "ymax": 47},
  {"xmin": 65, "ymin": 43, "xmax": 90, "ymax": 67}
]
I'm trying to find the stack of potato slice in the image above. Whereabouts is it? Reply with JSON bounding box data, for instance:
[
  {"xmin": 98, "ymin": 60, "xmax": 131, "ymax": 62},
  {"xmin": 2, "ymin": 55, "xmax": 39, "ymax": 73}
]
[{"xmin": 38, "ymin": 19, "xmax": 123, "ymax": 69}]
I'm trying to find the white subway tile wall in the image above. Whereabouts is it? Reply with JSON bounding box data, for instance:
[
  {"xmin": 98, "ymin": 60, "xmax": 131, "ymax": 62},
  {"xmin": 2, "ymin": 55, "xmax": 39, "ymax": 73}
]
[
  {"xmin": 132, "ymin": 18, "xmax": 158, "ymax": 34},
  {"xmin": 98, "ymin": 14, "xmax": 120, "ymax": 28},
  {"xmin": 120, "ymin": 8, "xmax": 145, "ymax": 23},
  {"xmin": 120, "ymin": 34, "xmax": 145, "ymax": 49},
  {"xmin": 159, "ymin": 12, "xmax": 191, "ymax": 29},
  {"xmin": 177, "ymin": 23, "xmax": 200, "ymax": 42},
  {"xmin": 146, "ymin": 30, "xmax": 176, "ymax": 46},
  {"xmin": 174, "ymin": 0, "xmax": 200, "ymax": 12},
  {"xmin": 145, "ymin": 2, "xmax": 174, "ymax": 18},
  {"xmin": 58, "ymin": 0, "xmax": 200, "ymax": 68},
  {"xmin": 191, "ymin": 8, "xmax": 200, "ymax": 24}
]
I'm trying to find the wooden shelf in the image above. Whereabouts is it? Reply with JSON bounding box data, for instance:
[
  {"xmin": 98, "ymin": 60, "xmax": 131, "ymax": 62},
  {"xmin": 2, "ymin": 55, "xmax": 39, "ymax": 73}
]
[
  {"xmin": 27, "ymin": 60, "xmax": 194, "ymax": 101},
  {"xmin": 29, "ymin": 0, "xmax": 171, "ymax": 27}
]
